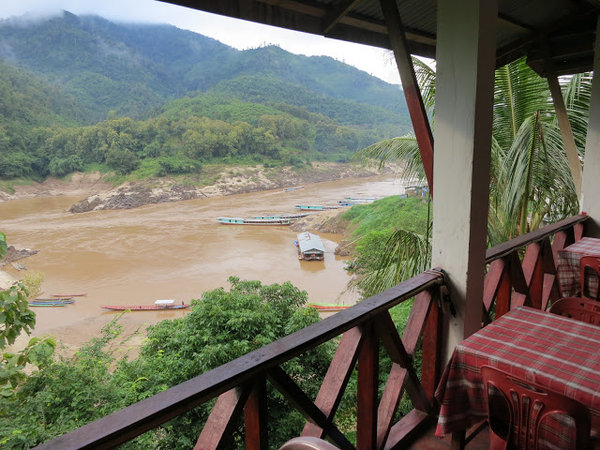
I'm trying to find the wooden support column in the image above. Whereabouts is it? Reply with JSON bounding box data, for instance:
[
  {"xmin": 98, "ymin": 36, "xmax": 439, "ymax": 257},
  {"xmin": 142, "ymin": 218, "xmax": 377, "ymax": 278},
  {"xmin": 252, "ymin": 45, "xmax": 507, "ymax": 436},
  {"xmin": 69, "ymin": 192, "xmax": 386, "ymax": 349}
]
[
  {"xmin": 548, "ymin": 72, "xmax": 583, "ymax": 198},
  {"xmin": 380, "ymin": 0, "xmax": 434, "ymax": 195},
  {"xmin": 432, "ymin": 0, "xmax": 497, "ymax": 353},
  {"xmin": 581, "ymin": 17, "xmax": 600, "ymax": 236}
]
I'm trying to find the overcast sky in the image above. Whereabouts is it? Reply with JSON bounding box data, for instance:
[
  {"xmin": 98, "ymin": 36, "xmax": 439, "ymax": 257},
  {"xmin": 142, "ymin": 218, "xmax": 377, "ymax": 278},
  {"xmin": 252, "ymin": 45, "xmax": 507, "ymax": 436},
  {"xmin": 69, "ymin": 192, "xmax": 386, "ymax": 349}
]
[{"xmin": 0, "ymin": 0, "xmax": 403, "ymax": 85}]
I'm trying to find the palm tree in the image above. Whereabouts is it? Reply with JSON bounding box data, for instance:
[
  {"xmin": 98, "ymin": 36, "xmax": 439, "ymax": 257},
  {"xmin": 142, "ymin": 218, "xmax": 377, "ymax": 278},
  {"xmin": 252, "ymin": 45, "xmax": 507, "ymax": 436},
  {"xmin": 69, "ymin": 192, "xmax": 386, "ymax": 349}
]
[{"xmin": 353, "ymin": 57, "xmax": 591, "ymax": 296}]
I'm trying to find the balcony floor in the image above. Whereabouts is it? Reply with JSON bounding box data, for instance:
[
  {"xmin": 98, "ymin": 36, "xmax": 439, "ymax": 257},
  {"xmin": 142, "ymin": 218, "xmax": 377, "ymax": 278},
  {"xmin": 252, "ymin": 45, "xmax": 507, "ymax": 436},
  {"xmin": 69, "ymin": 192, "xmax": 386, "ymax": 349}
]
[{"xmin": 407, "ymin": 422, "xmax": 490, "ymax": 449}]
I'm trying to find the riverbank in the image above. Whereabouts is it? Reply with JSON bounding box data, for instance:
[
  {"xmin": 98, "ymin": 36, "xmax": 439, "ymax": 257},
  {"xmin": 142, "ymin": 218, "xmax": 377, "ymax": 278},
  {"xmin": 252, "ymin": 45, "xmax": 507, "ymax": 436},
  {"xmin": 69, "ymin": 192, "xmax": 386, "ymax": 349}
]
[{"xmin": 0, "ymin": 162, "xmax": 391, "ymax": 212}]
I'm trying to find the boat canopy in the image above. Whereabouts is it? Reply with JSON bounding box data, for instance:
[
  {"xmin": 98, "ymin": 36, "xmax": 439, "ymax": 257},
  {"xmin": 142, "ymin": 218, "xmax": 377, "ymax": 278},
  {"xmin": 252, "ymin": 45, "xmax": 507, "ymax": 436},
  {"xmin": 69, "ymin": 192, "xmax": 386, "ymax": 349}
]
[
  {"xmin": 297, "ymin": 232, "xmax": 326, "ymax": 254},
  {"xmin": 154, "ymin": 299, "xmax": 175, "ymax": 305}
]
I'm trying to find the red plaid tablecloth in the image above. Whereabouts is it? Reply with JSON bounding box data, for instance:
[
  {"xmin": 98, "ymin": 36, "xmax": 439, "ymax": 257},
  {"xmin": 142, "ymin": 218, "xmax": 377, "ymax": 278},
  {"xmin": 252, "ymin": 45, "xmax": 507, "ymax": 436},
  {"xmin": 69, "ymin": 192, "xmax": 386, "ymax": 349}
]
[
  {"xmin": 435, "ymin": 307, "xmax": 600, "ymax": 447},
  {"xmin": 557, "ymin": 237, "xmax": 600, "ymax": 298}
]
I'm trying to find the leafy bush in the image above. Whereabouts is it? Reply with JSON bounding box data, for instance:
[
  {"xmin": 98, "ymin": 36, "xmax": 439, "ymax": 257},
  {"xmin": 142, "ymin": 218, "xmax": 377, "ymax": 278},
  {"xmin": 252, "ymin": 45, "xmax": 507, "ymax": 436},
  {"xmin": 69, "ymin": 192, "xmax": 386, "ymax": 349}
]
[
  {"xmin": 48, "ymin": 155, "xmax": 83, "ymax": 177},
  {"xmin": 156, "ymin": 155, "xmax": 201, "ymax": 175}
]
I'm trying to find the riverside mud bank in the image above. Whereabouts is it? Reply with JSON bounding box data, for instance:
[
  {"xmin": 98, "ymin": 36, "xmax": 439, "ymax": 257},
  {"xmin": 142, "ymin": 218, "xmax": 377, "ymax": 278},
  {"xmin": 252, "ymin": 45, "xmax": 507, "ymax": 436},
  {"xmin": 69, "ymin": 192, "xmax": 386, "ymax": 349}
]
[{"xmin": 0, "ymin": 161, "xmax": 390, "ymax": 212}]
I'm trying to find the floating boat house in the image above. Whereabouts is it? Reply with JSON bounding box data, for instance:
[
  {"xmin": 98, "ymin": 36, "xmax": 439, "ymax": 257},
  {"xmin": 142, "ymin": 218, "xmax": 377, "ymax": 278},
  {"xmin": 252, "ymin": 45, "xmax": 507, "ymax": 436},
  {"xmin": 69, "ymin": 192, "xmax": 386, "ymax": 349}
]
[{"xmin": 296, "ymin": 232, "xmax": 325, "ymax": 261}]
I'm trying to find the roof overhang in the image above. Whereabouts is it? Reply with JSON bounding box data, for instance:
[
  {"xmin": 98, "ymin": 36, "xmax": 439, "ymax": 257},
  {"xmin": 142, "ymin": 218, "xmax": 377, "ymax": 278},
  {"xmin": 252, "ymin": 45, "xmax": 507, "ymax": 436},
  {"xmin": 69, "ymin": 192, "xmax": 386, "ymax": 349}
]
[{"xmin": 161, "ymin": 0, "xmax": 599, "ymax": 76}]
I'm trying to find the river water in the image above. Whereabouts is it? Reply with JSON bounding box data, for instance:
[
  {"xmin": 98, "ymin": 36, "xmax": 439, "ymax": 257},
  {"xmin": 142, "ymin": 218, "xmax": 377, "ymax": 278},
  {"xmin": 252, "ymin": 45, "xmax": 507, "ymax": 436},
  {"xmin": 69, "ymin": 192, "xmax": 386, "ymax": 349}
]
[{"xmin": 0, "ymin": 175, "xmax": 404, "ymax": 349}]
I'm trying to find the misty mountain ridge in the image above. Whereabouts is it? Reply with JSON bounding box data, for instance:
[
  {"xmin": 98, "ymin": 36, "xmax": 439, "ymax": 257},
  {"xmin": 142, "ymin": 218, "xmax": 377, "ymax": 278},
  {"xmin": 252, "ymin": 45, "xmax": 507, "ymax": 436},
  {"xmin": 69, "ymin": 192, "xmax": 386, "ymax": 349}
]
[{"xmin": 0, "ymin": 10, "xmax": 409, "ymax": 132}]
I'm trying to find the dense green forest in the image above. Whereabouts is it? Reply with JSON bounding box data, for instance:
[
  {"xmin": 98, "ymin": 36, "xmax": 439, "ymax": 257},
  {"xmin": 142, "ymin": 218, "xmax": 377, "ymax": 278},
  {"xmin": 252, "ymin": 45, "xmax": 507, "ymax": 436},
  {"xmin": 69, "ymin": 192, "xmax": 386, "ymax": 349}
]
[{"xmin": 0, "ymin": 12, "xmax": 410, "ymax": 181}]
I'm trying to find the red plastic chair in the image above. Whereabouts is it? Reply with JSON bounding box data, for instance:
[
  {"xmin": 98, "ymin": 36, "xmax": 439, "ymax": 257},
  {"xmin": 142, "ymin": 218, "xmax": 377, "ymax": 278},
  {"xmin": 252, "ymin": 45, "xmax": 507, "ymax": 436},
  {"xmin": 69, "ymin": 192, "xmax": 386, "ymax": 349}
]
[
  {"xmin": 480, "ymin": 366, "xmax": 590, "ymax": 450},
  {"xmin": 550, "ymin": 256, "xmax": 600, "ymax": 325},
  {"xmin": 580, "ymin": 256, "xmax": 600, "ymax": 300},
  {"xmin": 549, "ymin": 297, "xmax": 600, "ymax": 325}
]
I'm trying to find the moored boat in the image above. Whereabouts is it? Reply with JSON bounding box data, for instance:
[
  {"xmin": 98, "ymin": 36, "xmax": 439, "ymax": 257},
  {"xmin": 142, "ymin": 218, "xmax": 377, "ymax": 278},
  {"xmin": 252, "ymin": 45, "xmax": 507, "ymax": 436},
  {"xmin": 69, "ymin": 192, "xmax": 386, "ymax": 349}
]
[
  {"xmin": 52, "ymin": 293, "xmax": 87, "ymax": 297},
  {"xmin": 253, "ymin": 213, "xmax": 314, "ymax": 220},
  {"xmin": 102, "ymin": 299, "xmax": 190, "ymax": 311},
  {"xmin": 294, "ymin": 205, "xmax": 341, "ymax": 211},
  {"xmin": 306, "ymin": 303, "xmax": 350, "ymax": 312},
  {"xmin": 217, "ymin": 216, "xmax": 291, "ymax": 225},
  {"xmin": 29, "ymin": 301, "xmax": 69, "ymax": 307},
  {"xmin": 295, "ymin": 232, "xmax": 326, "ymax": 261}
]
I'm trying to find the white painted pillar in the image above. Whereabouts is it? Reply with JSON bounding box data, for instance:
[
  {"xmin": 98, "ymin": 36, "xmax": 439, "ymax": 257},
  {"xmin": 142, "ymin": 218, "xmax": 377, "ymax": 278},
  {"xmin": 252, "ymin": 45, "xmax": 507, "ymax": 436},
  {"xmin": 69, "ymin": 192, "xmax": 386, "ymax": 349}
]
[
  {"xmin": 432, "ymin": 0, "xmax": 497, "ymax": 353},
  {"xmin": 581, "ymin": 18, "xmax": 600, "ymax": 237}
]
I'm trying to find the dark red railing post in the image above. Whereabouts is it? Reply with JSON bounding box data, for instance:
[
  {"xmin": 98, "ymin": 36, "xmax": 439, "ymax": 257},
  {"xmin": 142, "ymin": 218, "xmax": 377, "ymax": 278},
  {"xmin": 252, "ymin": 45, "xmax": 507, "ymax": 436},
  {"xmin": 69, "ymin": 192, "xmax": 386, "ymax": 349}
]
[
  {"xmin": 302, "ymin": 327, "xmax": 363, "ymax": 439},
  {"xmin": 421, "ymin": 289, "xmax": 442, "ymax": 402},
  {"xmin": 357, "ymin": 322, "xmax": 379, "ymax": 449},
  {"xmin": 195, "ymin": 387, "xmax": 249, "ymax": 449},
  {"xmin": 244, "ymin": 377, "xmax": 268, "ymax": 450},
  {"xmin": 522, "ymin": 242, "xmax": 544, "ymax": 309}
]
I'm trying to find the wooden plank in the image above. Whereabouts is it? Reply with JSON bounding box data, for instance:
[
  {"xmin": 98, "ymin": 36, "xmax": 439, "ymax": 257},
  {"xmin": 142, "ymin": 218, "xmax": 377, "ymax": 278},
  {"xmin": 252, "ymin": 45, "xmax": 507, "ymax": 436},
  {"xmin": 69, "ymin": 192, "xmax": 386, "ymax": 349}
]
[
  {"xmin": 507, "ymin": 251, "xmax": 528, "ymax": 295},
  {"xmin": 486, "ymin": 214, "xmax": 587, "ymax": 262},
  {"xmin": 377, "ymin": 364, "xmax": 408, "ymax": 448},
  {"xmin": 483, "ymin": 259, "xmax": 505, "ymax": 312},
  {"xmin": 382, "ymin": 409, "xmax": 431, "ymax": 450},
  {"xmin": 495, "ymin": 267, "xmax": 512, "ymax": 319},
  {"xmin": 401, "ymin": 291, "xmax": 433, "ymax": 355},
  {"xmin": 244, "ymin": 378, "xmax": 267, "ymax": 450},
  {"xmin": 551, "ymin": 230, "xmax": 570, "ymax": 267},
  {"xmin": 420, "ymin": 292, "xmax": 442, "ymax": 401},
  {"xmin": 376, "ymin": 312, "xmax": 431, "ymax": 413},
  {"xmin": 522, "ymin": 242, "xmax": 543, "ymax": 309},
  {"xmin": 301, "ymin": 327, "xmax": 362, "ymax": 438},
  {"xmin": 542, "ymin": 273, "xmax": 557, "ymax": 310},
  {"xmin": 267, "ymin": 367, "xmax": 353, "ymax": 449},
  {"xmin": 539, "ymin": 238, "xmax": 557, "ymax": 309},
  {"xmin": 323, "ymin": 0, "xmax": 361, "ymax": 34},
  {"xmin": 574, "ymin": 222, "xmax": 585, "ymax": 241},
  {"xmin": 379, "ymin": 0, "xmax": 434, "ymax": 195},
  {"xmin": 195, "ymin": 388, "xmax": 249, "ymax": 450},
  {"xmin": 357, "ymin": 323, "xmax": 378, "ymax": 449}
]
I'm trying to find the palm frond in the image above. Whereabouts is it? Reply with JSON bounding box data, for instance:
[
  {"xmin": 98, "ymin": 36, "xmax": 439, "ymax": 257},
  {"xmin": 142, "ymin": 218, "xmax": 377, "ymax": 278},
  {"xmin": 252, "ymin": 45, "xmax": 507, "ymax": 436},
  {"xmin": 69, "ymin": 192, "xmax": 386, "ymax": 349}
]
[
  {"xmin": 356, "ymin": 135, "xmax": 425, "ymax": 182},
  {"xmin": 355, "ymin": 229, "xmax": 430, "ymax": 297}
]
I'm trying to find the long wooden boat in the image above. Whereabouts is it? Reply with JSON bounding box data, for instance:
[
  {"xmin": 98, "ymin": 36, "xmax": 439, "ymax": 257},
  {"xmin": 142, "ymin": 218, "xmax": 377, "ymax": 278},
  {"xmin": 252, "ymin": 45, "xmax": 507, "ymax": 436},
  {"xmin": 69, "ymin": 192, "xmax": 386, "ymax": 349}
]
[
  {"xmin": 306, "ymin": 303, "xmax": 350, "ymax": 312},
  {"xmin": 294, "ymin": 205, "xmax": 341, "ymax": 211},
  {"xmin": 29, "ymin": 302, "xmax": 68, "ymax": 307},
  {"xmin": 217, "ymin": 217, "xmax": 291, "ymax": 225},
  {"xmin": 35, "ymin": 297, "xmax": 74, "ymax": 302},
  {"xmin": 52, "ymin": 293, "xmax": 87, "ymax": 297},
  {"xmin": 253, "ymin": 213, "xmax": 314, "ymax": 220},
  {"xmin": 101, "ymin": 301, "xmax": 190, "ymax": 311}
]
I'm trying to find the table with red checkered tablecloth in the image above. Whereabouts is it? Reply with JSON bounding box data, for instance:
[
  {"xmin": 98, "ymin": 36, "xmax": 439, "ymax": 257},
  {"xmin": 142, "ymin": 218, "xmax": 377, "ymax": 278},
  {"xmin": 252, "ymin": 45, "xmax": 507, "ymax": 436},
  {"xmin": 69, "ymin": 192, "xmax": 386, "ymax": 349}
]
[
  {"xmin": 435, "ymin": 306, "xmax": 600, "ymax": 447},
  {"xmin": 557, "ymin": 237, "xmax": 600, "ymax": 298}
]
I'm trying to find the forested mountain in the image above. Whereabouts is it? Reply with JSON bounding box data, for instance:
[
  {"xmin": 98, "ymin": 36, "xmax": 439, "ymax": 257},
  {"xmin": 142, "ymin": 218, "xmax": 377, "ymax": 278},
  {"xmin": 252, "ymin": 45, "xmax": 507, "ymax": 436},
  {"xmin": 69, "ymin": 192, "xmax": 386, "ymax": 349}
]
[
  {"xmin": 0, "ymin": 11, "xmax": 408, "ymax": 126},
  {"xmin": 0, "ymin": 11, "xmax": 411, "ymax": 179}
]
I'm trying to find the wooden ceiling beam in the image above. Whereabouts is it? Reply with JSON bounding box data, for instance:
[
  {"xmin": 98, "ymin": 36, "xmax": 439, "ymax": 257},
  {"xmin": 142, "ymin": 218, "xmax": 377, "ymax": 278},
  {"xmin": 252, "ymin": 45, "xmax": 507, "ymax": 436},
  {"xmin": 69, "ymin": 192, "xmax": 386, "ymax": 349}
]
[{"xmin": 323, "ymin": 0, "xmax": 362, "ymax": 34}]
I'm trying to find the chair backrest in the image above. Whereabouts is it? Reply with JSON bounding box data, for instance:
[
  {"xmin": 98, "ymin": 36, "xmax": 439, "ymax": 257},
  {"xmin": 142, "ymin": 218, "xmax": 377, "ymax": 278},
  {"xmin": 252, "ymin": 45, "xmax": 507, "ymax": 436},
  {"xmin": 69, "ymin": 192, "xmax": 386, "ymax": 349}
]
[
  {"xmin": 279, "ymin": 437, "xmax": 340, "ymax": 450},
  {"xmin": 580, "ymin": 256, "xmax": 600, "ymax": 300},
  {"xmin": 549, "ymin": 297, "xmax": 600, "ymax": 325},
  {"xmin": 480, "ymin": 366, "xmax": 590, "ymax": 450}
]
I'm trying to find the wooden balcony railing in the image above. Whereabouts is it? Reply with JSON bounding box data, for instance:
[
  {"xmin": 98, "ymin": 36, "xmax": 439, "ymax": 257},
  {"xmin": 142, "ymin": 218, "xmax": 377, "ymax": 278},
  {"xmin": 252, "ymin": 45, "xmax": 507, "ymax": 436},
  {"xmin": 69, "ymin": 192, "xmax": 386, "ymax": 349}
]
[
  {"xmin": 483, "ymin": 214, "xmax": 589, "ymax": 322},
  {"xmin": 36, "ymin": 214, "xmax": 590, "ymax": 450},
  {"xmin": 38, "ymin": 270, "xmax": 446, "ymax": 449}
]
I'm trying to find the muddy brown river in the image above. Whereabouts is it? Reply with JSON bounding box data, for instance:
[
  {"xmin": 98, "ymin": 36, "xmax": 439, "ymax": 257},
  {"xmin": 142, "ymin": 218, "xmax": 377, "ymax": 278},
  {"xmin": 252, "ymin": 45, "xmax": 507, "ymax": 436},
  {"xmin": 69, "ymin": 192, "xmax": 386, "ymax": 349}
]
[{"xmin": 0, "ymin": 176, "xmax": 403, "ymax": 350}]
